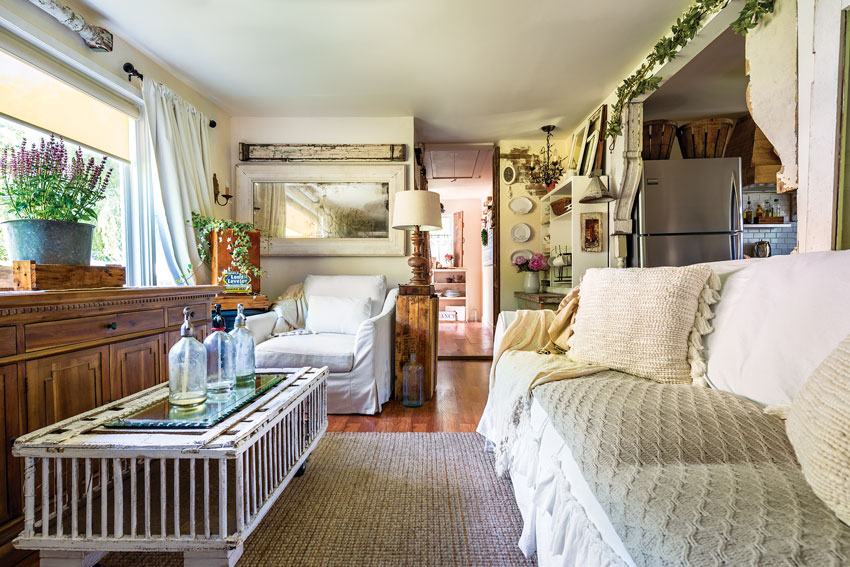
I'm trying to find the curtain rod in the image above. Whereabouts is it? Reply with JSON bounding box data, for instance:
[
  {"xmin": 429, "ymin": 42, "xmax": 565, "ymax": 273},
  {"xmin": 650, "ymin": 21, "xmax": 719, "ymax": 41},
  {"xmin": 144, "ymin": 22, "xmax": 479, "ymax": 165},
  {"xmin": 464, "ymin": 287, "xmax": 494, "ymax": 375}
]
[{"xmin": 122, "ymin": 62, "xmax": 217, "ymax": 128}]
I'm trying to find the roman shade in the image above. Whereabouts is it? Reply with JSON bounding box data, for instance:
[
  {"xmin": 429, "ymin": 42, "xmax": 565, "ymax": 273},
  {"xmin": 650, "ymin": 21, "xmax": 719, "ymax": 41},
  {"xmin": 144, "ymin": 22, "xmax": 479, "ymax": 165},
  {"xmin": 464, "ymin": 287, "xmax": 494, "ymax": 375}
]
[{"xmin": 0, "ymin": 46, "xmax": 133, "ymax": 161}]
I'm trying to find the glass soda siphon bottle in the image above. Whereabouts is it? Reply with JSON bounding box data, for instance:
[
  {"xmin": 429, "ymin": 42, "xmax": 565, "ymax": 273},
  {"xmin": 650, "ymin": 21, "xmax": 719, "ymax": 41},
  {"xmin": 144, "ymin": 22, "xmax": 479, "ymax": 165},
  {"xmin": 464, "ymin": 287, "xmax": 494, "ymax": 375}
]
[
  {"xmin": 204, "ymin": 304, "xmax": 236, "ymax": 394},
  {"xmin": 168, "ymin": 307, "xmax": 207, "ymax": 407},
  {"xmin": 229, "ymin": 304, "xmax": 256, "ymax": 383}
]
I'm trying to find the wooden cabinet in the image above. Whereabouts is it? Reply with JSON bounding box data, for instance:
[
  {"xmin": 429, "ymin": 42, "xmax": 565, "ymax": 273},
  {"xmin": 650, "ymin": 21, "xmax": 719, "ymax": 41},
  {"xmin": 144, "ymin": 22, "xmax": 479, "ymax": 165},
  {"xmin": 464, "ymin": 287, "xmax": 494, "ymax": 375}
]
[
  {"xmin": 394, "ymin": 293, "xmax": 439, "ymax": 401},
  {"xmin": 0, "ymin": 286, "xmax": 220, "ymax": 566},
  {"xmin": 109, "ymin": 335, "xmax": 163, "ymax": 400},
  {"xmin": 25, "ymin": 347, "xmax": 108, "ymax": 433},
  {"xmin": 0, "ymin": 365, "xmax": 19, "ymax": 526}
]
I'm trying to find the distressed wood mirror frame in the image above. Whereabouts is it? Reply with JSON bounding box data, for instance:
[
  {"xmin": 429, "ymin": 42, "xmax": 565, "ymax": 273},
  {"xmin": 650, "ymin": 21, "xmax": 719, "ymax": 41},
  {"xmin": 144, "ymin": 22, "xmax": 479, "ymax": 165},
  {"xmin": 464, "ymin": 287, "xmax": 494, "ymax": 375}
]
[{"xmin": 235, "ymin": 163, "xmax": 407, "ymax": 256}]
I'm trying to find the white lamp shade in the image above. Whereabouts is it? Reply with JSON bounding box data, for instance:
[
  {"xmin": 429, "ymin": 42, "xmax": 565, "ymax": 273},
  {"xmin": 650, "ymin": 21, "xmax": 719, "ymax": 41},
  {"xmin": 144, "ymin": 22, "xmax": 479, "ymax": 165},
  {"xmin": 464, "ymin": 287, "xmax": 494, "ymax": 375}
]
[{"xmin": 392, "ymin": 190, "xmax": 443, "ymax": 231}]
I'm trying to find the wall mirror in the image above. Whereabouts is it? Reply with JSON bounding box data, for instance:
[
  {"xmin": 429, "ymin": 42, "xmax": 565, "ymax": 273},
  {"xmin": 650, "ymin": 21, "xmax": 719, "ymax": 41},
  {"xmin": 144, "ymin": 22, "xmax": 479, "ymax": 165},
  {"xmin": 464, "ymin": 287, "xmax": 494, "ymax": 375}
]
[{"xmin": 235, "ymin": 163, "xmax": 406, "ymax": 256}]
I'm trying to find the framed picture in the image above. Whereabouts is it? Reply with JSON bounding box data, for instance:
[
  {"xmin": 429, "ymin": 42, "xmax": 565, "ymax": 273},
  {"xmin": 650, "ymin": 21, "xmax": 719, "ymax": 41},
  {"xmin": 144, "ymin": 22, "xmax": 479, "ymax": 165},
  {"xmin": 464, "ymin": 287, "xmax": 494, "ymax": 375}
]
[
  {"xmin": 585, "ymin": 104, "xmax": 608, "ymax": 173},
  {"xmin": 580, "ymin": 212, "xmax": 604, "ymax": 252},
  {"xmin": 581, "ymin": 131, "xmax": 599, "ymax": 176},
  {"xmin": 569, "ymin": 125, "xmax": 587, "ymax": 171}
]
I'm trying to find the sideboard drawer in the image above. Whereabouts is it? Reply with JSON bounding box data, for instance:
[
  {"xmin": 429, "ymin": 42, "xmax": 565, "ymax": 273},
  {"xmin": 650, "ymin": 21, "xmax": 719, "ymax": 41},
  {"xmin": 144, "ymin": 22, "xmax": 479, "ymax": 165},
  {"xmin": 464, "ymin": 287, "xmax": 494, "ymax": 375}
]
[
  {"xmin": 25, "ymin": 310, "xmax": 166, "ymax": 352},
  {"xmin": 0, "ymin": 327, "xmax": 15, "ymax": 357},
  {"xmin": 167, "ymin": 303, "xmax": 209, "ymax": 326}
]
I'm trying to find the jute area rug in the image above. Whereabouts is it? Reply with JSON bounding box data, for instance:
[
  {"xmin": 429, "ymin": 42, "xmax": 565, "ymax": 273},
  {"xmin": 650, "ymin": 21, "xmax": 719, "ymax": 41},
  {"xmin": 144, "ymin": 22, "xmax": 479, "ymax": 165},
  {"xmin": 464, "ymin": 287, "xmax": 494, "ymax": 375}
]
[{"xmin": 100, "ymin": 432, "xmax": 536, "ymax": 567}]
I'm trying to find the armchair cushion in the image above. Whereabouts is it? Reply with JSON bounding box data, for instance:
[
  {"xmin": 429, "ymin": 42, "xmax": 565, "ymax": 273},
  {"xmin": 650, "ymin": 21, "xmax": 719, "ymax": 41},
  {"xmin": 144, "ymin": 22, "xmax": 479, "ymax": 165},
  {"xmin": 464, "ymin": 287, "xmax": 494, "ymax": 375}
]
[
  {"xmin": 255, "ymin": 333, "xmax": 356, "ymax": 373},
  {"xmin": 306, "ymin": 295, "xmax": 371, "ymax": 335},
  {"xmin": 303, "ymin": 274, "xmax": 387, "ymax": 317}
]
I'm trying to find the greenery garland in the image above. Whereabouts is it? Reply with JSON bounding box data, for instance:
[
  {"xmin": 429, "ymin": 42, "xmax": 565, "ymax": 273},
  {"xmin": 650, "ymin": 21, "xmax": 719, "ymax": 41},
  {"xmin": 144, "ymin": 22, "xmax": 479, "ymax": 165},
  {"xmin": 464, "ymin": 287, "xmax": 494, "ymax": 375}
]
[
  {"xmin": 606, "ymin": 0, "xmax": 776, "ymax": 142},
  {"xmin": 189, "ymin": 212, "xmax": 264, "ymax": 283}
]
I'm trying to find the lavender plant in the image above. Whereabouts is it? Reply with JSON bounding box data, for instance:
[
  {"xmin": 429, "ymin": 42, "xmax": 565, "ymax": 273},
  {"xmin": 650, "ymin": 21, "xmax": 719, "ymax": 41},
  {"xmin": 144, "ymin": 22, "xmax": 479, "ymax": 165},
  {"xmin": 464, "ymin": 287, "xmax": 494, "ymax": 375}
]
[{"xmin": 0, "ymin": 134, "xmax": 113, "ymax": 223}]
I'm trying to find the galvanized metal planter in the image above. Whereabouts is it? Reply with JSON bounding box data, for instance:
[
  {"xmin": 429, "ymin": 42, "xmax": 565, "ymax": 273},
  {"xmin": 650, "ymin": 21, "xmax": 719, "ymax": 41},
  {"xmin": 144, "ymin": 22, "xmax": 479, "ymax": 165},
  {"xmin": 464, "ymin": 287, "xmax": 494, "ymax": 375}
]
[
  {"xmin": 13, "ymin": 366, "xmax": 328, "ymax": 567},
  {"xmin": 1, "ymin": 219, "xmax": 94, "ymax": 265}
]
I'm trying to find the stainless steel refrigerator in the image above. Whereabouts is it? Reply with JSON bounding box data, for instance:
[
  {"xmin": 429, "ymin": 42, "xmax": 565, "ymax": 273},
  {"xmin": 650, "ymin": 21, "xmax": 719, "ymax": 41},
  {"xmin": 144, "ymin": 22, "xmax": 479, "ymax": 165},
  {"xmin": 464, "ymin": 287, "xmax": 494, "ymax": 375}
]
[{"xmin": 635, "ymin": 158, "xmax": 743, "ymax": 267}]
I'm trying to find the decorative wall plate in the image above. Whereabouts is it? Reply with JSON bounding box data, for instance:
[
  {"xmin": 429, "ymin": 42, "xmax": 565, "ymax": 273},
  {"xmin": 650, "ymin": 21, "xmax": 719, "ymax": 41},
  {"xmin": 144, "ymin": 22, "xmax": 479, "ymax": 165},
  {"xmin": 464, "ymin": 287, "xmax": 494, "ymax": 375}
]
[
  {"xmin": 511, "ymin": 249, "xmax": 534, "ymax": 263},
  {"xmin": 510, "ymin": 223, "xmax": 532, "ymax": 243},
  {"xmin": 502, "ymin": 161, "xmax": 518, "ymax": 185},
  {"xmin": 508, "ymin": 196, "xmax": 534, "ymax": 215}
]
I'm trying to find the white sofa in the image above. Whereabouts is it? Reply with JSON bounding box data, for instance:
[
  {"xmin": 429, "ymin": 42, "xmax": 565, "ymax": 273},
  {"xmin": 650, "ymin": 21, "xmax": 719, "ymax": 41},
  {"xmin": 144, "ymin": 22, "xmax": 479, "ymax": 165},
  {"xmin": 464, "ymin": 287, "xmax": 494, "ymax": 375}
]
[
  {"xmin": 246, "ymin": 275, "xmax": 398, "ymax": 415},
  {"xmin": 479, "ymin": 252, "xmax": 850, "ymax": 566}
]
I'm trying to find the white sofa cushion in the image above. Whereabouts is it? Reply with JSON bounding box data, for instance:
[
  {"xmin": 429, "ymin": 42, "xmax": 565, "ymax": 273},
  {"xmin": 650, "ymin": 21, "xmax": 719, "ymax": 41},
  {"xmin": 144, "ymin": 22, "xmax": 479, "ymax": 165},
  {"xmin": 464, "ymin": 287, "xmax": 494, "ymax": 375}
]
[
  {"xmin": 254, "ymin": 333, "xmax": 356, "ymax": 373},
  {"xmin": 568, "ymin": 265, "xmax": 719, "ymax": 384},
  {"xmin": 786, "ymin": 332, "xmax": 850, "ymax": 525},
  {"xmin": 305, "ymin": 295, "xmax": 370, "ymax": 335},
  {"xmin": 304, "ymin": 274, "xmax": 387, "ymax": 317},
  {"xmin": 705, "ymin": 250, "xmax": 850, "ymax": 406}
]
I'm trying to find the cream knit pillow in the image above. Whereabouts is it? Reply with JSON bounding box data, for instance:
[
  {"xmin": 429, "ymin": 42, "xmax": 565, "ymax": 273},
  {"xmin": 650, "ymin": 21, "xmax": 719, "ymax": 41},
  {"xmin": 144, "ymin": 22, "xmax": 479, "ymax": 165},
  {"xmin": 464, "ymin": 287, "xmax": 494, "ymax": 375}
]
[
  {"xmin": 567, "ymin": 265, "xmax": 720, "ymax": 385},
  {"xmin": 786, "ymin": 334, "xmax": 850, "ymax": 525}
]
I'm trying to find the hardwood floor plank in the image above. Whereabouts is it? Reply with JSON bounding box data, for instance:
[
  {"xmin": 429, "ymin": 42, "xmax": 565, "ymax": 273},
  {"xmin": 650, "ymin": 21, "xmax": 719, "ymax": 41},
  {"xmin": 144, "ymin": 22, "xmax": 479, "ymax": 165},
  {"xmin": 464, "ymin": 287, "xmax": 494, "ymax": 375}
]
[{"xmin": 327, "ymin": 360, "xmax": 491, "ymax": 433}]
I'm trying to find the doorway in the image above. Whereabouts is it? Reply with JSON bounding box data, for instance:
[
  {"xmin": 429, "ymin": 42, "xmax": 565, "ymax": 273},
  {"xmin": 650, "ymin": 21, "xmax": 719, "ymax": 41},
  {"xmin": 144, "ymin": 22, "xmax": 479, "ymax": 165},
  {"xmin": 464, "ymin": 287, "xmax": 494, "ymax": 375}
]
[{"xmin": 423, "ymin": 143, "xmax": 495, "ymax": 359}]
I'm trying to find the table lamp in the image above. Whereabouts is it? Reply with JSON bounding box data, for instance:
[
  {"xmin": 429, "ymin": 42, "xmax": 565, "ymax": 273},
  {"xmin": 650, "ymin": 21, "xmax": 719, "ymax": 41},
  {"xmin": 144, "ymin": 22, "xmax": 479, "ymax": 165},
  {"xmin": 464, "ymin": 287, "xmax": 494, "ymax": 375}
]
[{"xmin": 392, "ymin": 190, "xmax": 442, "ymax": 291}]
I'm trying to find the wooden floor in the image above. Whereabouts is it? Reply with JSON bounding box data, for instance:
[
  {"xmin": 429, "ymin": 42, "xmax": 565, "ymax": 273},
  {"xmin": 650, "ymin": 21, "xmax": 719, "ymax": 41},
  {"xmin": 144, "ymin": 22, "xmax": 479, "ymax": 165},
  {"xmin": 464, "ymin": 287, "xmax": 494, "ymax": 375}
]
[
  {"xmin": 327, "ymin": 360, "xmax": 491, "ymax": 433},
  {"xmin": 438, "ymin": 322, "xmax": 494, "ymax": 358}
]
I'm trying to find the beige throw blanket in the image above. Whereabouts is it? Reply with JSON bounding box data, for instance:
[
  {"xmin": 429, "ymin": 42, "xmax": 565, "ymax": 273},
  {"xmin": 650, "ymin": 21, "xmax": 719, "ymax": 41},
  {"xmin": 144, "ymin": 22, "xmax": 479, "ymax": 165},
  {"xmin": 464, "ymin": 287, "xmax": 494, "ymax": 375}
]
[
  {"xmin": 271, "ymin": 283, "xmax": 308, "ymax": 335},
  {"xmin": 491, "ymin": 287, "xmax": 607, "ymax": 476}
]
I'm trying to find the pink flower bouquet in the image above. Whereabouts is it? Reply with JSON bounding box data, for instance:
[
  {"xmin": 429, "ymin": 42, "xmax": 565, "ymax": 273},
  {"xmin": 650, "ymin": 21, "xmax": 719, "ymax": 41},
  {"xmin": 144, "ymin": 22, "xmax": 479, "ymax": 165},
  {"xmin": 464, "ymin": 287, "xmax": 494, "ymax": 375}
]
[{"xmin": 513, "ymin": 252, "xmax": 549, "ymax": 273}]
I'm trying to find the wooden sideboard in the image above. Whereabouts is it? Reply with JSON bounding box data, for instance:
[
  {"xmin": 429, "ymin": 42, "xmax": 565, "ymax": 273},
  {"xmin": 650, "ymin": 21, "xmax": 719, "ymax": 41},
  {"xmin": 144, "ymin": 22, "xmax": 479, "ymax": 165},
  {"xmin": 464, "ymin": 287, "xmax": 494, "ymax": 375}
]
[{"xmin": 0, "ymin": 286, "xmax": 220, "ymax": 566}]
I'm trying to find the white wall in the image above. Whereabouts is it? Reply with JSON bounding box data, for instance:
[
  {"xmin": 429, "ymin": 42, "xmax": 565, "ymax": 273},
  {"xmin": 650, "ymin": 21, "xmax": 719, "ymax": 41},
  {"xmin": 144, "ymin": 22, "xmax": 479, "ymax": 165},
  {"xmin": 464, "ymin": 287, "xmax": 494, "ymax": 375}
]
[
  {"xmin": 496, "ymin": 139, "xmax": 569, "ymax": 311},
  {"xmin": 230, "ymin": 116, "xmax": 415, "ymax": 299},
  {"xmin": 0, "ymin": 0, "xmax": 232, "ymax": 192}
]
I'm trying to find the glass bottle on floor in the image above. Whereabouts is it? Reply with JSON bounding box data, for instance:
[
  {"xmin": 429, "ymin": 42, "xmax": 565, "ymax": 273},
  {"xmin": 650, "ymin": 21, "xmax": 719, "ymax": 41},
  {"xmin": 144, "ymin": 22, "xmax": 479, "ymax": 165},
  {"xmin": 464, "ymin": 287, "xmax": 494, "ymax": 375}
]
[
  {"xmin": 402, "ymin": 353, "xmax": 424, "ymax": 408},
  {"xmin": 168, "ymin": 307, "xmax": 207, "ymax": 407},
  {"xmin": 230, "ymin": 304, "xmax": 256, "ymax": 383},
  {"xmin": 204, "ymin": 304, "xmax": 236, "ymax": 394}
]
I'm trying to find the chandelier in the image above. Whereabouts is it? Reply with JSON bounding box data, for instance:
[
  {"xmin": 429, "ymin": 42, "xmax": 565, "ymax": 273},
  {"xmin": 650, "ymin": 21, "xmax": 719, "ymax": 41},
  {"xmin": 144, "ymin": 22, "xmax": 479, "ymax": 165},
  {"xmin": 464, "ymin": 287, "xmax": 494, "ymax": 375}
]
[{"xmin": 527, "ymin": 125, "xmax": 566, "ymax": 190}]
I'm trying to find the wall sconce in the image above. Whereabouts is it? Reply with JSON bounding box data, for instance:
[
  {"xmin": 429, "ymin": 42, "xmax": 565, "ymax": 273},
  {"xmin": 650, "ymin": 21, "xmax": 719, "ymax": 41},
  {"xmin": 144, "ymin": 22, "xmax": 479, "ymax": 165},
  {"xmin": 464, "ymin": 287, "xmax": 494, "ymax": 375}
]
[{"xmin": 213, "ymin": 174, "xmax": 233, "ymax": 206}]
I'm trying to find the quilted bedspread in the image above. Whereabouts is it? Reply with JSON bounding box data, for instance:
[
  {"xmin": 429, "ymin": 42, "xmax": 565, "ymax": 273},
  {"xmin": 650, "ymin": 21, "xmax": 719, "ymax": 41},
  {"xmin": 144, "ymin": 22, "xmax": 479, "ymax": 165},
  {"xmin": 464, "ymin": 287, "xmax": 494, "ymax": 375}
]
[{"xmin": 533, "ymin": 373, "xmax": 850, "ymax": 566}]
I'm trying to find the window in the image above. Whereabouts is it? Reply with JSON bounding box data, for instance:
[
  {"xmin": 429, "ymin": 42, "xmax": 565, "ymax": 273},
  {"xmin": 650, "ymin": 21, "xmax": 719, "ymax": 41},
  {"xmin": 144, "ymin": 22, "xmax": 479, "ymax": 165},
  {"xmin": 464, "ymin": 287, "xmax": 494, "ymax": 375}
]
[
  {"xmin": 0, "ymin": 116, "xmax": 126, "ymax": 265},
  {"xmin": 0, "ymin": 47, "xmax": 140, "ymax": 274},
  {"xmin": 430, "ymin": 213, "xmax": 454, "ymax": 266}
]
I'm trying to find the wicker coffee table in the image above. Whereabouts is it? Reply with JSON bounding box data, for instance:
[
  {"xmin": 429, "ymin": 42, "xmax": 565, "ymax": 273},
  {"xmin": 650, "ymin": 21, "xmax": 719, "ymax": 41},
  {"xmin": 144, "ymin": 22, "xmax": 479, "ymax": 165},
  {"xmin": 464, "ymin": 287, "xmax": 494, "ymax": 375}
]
[{"xmin": 13, "ymin": 366, "xmax": 328, "ymax": 567}]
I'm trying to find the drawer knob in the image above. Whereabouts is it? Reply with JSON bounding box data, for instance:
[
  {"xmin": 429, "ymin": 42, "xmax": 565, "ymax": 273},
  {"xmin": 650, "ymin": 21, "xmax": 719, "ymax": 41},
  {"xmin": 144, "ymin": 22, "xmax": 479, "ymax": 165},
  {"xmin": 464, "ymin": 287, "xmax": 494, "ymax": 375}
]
[{"xmin": 105, "ymin": 322, "xmax": 118, "ymax": 330}]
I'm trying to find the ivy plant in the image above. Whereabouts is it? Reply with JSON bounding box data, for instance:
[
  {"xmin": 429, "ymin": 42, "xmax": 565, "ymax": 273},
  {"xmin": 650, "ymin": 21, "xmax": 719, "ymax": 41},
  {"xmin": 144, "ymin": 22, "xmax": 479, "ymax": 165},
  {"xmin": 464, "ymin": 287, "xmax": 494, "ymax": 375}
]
[
  {"xmin": 606, "ymin": 0, "xmax": 776, "ymax": 142},
  {"xmin": 189, "ymin": 212, "xmax": 264, "ymax": 284}
]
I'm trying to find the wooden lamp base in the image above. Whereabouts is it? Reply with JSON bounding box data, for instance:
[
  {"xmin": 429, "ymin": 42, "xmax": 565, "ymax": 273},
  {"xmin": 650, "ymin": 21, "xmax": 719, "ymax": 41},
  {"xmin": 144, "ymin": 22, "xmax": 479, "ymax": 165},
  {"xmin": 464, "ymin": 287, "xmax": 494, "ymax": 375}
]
[{"xmin": 401, "ymin": 226, "xmax": 434, "ymax": 296}]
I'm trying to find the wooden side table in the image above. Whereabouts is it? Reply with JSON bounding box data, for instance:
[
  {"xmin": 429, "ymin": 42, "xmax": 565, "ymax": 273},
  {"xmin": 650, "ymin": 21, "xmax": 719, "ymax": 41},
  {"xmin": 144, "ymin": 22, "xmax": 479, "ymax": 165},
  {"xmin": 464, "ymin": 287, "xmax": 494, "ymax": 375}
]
[
  {"xmin": 394, "ymin": 288, "xmax": 438, "ymax": 401},
  {"xmin": 514, "ymin": 291, "xmax": 566, "ymax": 310}
]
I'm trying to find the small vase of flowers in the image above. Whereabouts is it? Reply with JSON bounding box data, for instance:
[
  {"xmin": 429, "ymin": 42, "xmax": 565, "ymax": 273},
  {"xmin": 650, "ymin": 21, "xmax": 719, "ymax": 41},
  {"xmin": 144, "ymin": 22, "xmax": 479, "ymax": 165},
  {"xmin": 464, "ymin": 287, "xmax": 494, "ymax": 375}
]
[
  {"xmin": 513, "ymin": 252, "xmax": 549, "ymax": 293},
  {"xmin": 0, "ymin": 135, "xmax": 112, "ymax": 265}
]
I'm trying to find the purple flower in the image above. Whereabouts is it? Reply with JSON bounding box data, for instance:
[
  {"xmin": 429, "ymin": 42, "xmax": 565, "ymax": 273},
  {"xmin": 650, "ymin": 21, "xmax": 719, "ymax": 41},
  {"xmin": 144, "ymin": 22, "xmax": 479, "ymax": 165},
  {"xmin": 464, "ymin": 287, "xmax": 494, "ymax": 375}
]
[
  {"xmin": 0, "ymin": 134, "xmax": 113, "ymax": 223},
  {"xmin": 528, "ymin": 253, "xmax": 549, "ymax": 272}
]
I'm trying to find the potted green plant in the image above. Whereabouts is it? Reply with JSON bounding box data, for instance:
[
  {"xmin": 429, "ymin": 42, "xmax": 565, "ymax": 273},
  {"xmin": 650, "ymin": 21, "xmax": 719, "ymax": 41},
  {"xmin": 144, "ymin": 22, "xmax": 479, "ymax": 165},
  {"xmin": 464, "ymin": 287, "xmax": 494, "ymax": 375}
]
[
  {"xmin": 190, "ymin": 212, "xmax": 263, "ymax": 290},
  {"xmin": 0, "ymin": 135, "xmax": 112, "ymax": 265}
]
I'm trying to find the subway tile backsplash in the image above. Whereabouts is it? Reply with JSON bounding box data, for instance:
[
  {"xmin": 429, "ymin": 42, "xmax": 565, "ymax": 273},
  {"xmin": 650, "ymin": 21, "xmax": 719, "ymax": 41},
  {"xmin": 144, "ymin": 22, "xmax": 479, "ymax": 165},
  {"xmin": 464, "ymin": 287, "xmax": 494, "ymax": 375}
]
[{"xmin": 743, "ymin": 221, "xmax": 798, "ymax": 256}]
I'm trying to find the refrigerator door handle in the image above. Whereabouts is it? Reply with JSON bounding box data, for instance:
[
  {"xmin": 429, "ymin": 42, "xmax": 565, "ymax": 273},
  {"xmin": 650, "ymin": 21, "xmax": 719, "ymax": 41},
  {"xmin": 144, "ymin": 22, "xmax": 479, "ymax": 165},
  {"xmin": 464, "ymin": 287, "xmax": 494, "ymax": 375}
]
[{"xmin": 730, "ymin": 172, "xmax": 742, "ymax": 233}]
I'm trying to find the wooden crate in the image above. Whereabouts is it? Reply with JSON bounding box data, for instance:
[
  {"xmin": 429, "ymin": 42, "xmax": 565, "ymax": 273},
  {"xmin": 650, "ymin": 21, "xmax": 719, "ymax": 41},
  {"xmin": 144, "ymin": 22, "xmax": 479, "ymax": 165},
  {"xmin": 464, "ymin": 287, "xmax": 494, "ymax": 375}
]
[
  {"xmin": 213, "ymin": 293, "xmax": 270, "ymax": 311},
  {"xmin": 0, "ymin": 261, "xmax": 124, "ymax": 291},
  {"xmin": 210, "ymin": 229, "xmax": 261, "ymax": 294},
  {"xmin": 394, "ymin": 294, "xmax": 439, "ymax": 401}
]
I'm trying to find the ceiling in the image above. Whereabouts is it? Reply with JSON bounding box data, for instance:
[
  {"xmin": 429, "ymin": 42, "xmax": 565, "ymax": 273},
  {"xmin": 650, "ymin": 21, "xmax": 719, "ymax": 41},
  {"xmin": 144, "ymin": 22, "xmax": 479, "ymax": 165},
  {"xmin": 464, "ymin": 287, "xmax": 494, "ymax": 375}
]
[
  {"xmin": 76, "ymin": 0, "xmax": 695, "ymax": 142},
  {"xmin": 425, "ymin": 144, "xmax": 493, "ymax": 200},
  {"xmin": 644, "ymin": 27, "xmax": 748, "ymax": 122}
]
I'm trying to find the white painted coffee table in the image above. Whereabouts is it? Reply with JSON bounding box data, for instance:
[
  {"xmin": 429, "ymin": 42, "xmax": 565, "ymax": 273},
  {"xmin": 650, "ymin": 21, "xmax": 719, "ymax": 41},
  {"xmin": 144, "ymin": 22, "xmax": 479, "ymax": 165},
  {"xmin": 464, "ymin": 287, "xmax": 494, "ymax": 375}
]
[{"xmin": 13, "ymin": 366, "xmax": 328, "ymax": 567}]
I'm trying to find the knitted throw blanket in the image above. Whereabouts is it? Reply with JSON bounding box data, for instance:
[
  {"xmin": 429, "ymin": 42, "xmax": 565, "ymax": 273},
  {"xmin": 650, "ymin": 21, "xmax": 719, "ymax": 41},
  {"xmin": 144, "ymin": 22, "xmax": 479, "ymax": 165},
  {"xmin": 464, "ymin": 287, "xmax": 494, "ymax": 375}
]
[
  {"xmin": 534, "ymin": 374, "xmax": 850, "ymax": 566},
  {"xmin": 490, "ymin": 288, "xmax": 606, "ymax": 476}
]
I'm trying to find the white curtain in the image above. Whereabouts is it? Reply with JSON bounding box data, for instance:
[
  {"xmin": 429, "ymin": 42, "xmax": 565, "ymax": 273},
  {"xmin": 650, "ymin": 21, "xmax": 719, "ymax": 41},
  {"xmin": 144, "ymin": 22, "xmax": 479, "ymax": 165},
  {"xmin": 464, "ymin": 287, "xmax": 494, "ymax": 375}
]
[
  {"xmin": 143, "ymin": 79, "xmax": 212, "ymax": 285},
  {"xmin": 124, "ymin": 114, "xmax": 156, "ymax": 287}
]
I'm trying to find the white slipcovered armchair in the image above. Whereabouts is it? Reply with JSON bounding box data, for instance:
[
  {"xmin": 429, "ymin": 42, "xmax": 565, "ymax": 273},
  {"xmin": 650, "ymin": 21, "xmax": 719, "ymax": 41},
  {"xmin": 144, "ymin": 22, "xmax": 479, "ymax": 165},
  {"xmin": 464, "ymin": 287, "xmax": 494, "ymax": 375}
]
[{"xmin": 245, "ymin": 275, "xmax": 397, "ymax": 415}]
